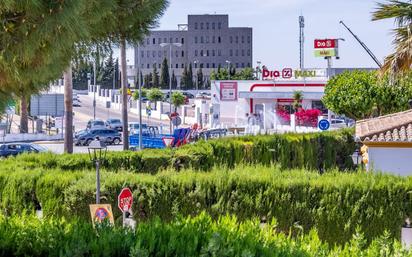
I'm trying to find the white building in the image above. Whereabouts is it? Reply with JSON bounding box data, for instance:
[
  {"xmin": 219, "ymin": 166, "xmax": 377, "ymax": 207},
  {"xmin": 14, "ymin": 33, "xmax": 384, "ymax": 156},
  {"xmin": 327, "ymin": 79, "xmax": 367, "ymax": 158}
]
[
  {"xmin": 357, "ymin": 110, "xmax": 412, "ymax": 176},
  {"xmin": 210, "ymin": 68, "xmax": 328, "ymax": 130}
]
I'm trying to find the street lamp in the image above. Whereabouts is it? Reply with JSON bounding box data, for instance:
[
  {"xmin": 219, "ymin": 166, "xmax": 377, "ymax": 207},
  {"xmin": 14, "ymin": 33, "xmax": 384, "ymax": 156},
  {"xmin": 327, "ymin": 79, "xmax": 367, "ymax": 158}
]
[
  {"xmin": 88, "ymin": 139, "xmax": 107, "ymax": 204},
  {"xmin": 160, "ymin": 42, "xmax": 183, "ymax": 134},
  {"xmin": 194, "ymin": 60, "xmax": 199, "ymax": 91},
  {"xmin": 225, "ymin": 60, "xmax": 231, "ymax": 80}
]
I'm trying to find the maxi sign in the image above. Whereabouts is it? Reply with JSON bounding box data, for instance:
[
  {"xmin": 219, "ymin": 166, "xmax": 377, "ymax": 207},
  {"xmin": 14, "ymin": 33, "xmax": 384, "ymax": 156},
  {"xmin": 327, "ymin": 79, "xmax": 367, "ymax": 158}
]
[{"xmin": 262, "ymin": 68, "xmax": 318, "ymax": 80}]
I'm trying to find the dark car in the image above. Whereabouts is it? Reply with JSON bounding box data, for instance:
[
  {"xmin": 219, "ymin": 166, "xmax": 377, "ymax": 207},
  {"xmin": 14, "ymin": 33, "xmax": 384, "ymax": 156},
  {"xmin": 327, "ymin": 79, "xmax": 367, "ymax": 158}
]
[
  {"xmin": 74, "ymin": 128, "xmax": 121, "ymax": 146},
  {"xmin": 0, "ymin": 143, "xmax": 48, "ymax": 158},
  {"xmin": 106, "ymin": 119, "xmax": 123, "ymax": 131}
]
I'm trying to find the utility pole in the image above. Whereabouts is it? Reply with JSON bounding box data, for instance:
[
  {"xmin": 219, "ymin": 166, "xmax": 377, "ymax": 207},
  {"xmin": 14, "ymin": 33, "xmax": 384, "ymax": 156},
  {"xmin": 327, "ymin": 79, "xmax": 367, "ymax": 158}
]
[
  {"xmin": 137, "ymin": 44, "xmax": 143, "ymax": 150},
  {"xmin": 299, "ymin": 16, "xmax": 305, "ymax": 70},
  {"xmin": 93, "ymin": 60, "xmax": 97, "ymax": 120}
]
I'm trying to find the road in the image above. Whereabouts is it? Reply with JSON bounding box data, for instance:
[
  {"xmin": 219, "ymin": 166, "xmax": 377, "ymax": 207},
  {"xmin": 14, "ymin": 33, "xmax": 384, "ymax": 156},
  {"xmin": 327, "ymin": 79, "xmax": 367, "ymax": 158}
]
[
  {"xmin": 40, "ymin": 142, "xmax": 124, "ymax": 154},
  {"xmin": 73, "ymin": 95, "xmax": 168, "ymax": 131}
]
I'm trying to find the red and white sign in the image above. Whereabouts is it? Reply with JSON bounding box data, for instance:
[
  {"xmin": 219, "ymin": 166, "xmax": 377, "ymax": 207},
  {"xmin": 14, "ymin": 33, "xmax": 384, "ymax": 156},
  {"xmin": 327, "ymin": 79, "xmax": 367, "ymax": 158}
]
[
  {"xmin": 162, "ymin": 137, "xmax": 175, "ymax": 147},
  {"xmin": 220, "ymin": 82, "xmax": 238, "ymax": 101},
  {"xmin": 118, "ymin": 188, "xmax": 133, "ymax": 212},
  {"xmin": 314, "ymin": 39, "xmax": 336, "ymax": 49}
]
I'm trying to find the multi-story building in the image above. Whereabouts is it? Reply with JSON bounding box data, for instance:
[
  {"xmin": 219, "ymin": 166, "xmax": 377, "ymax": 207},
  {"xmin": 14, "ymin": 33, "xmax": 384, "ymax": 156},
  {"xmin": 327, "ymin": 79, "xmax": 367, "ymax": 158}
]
[{"xmin": 134, "ymin": 14, "xmax": 253, "ymax": 88}]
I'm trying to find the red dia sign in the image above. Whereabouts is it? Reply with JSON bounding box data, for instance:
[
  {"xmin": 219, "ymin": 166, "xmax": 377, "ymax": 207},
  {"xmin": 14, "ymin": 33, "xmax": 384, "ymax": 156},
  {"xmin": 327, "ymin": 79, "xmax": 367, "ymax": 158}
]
[
  {"xmin": 118, "ymin": 188, "xmax": 133, "ymax": 212},
  {"xmin": 314, "ymin": 39, "xmax": 336, "ymax": 49}
]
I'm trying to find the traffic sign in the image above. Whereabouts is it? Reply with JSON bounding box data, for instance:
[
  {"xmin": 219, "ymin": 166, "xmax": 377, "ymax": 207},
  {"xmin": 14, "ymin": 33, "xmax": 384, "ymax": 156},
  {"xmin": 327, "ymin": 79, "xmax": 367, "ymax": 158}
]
[
  {"xmin": 172, "ymin": 116, "xmax": 182, "ymax": 126},
  {"xmin": 118, "ymin": 188, "xmax": 133, "ymax": 212},
  {"xmin": 318, "ymin": 119, "xmax": 330, "ymax": 131},
  {"xmin": 162, "ymin": 137, "xmax": 174, "ymax": 147}
]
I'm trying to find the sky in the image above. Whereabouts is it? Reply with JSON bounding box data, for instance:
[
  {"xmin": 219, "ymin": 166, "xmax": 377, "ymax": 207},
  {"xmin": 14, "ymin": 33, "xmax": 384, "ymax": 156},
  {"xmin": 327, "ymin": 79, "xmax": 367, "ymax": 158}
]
[{"xmin": 120, "ymin": 0, "xmax": 396, "ymax": 70}]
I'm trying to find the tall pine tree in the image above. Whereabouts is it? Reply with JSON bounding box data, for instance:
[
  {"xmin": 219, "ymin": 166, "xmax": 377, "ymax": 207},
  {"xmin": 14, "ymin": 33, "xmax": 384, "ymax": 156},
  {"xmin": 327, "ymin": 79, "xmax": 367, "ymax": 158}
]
[
  {"xmin": 160, "ymin": 58, "xmax": 169, "ymax": 89},
  {"xmin": 187, "ymin": 63, "xmax": 194, "ymax": 89},
  {"xmin": 152, "ymin": 65, "xmax": 160, "ymax": 88},
  {"xmin": 171, "ymin": 70, "xmax": 178, "ymax": 89},
  {"xmin": 180, "ymin": 65, "xmax": 188, "ymax": 90},
  {"xmin": 197, "ymin": 67, "xmax": 204, "ymax": 90}
]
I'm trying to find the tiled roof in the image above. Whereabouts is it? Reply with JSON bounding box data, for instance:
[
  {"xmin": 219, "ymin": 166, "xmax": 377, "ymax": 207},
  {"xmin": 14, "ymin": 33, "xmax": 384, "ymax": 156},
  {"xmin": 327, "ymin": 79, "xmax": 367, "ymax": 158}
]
[{"xmin": 356, "ymin": 110, "xmax": 412, "ymax": 142}]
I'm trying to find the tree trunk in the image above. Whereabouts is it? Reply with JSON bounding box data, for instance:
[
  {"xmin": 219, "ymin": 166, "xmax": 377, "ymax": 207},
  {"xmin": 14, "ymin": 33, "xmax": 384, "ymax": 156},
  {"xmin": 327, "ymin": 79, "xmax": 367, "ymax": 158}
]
[
  {"xmin": 19, "ymin": 95, "xmax": 28, "ymax": 133},
  {"xmin": 121, "ymin": 38, "xmax": 129, "ymax": 150},
  {"xmin": 64, "ymin": 65, "xmax": 73, "ymax": 154}
]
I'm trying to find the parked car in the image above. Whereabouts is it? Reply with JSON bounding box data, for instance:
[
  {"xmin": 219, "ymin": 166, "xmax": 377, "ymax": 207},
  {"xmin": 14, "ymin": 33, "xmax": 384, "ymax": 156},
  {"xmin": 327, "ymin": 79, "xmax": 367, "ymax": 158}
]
[
  {"xmin": 196, "ymin": 91, "xmax": 211, "ymax": 98},
  {"xmin": 330, "ymin": 119, "xmax": 347, "ymax": 129},
  {"xmin": 0, "ymin": 143, "xmax": 48, "ymax": 158},
  {"xmin": 182, "ymin": 92, "xmax": 195, "ymax": 99},
  {"xmin": 128, "ymin": 122, "xmax": 148, "ymax": 135},
  {"xmin": 86, "ymin": 119, "xmax": 106, "ymax": 129},
  {"xmin": 106, "ymin": 119, "xmax": 123, "ymax": 131},
  {"xmin": 74, "ymin": 128, "xmax": 121, "ymax": 146},
  {"xmin": 73, "ymin": 98, "xmax": 81, "ymax": 107}
]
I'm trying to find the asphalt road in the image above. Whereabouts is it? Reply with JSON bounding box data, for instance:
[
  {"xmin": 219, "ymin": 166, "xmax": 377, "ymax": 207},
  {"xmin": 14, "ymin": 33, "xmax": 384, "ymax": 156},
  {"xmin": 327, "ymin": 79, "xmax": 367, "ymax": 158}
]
[{"xmin": 40, "ymin": 142, "xmax": 124, "ymax": 154}]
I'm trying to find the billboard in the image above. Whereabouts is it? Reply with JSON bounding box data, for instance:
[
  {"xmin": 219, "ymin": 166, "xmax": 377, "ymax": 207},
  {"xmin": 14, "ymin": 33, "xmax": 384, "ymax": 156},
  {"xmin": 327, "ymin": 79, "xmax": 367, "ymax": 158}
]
[
  {"xmin": 314, "ymin": 39, "xmax": 339, "ymax": 58},
  {"xmin": 220, "ymin": 82, "xmax": 238, "ymax": 101},
  {"xmin": 30, "ymin": 94, "xmax": 64, "ymax": 117}
]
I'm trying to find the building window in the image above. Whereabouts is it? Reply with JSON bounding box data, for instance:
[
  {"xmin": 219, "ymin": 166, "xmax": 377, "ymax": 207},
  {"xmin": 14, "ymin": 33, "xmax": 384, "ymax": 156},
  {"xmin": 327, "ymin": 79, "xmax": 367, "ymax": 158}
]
[
  {"xmin": 181, "ymin": 38, "xmax": 184, "ymax": 44},
  {"xmin": 195, "ymin": 23, "xmax": 198, "ymax": 29},
  {"xmin": 153, "ymin": 38, "xmax": 156, "ymax": 44},
  {"xmin": 206, "ymin": 22, "xmax": 209, "ymax": 30},
  {"xmin": 235, "ymin": 36, "xmax": 238, "ymax": 44},
  {"xmin": 141, "ymin": 51, "xmax": 144, "ymax": 58},
  {"xmin": 141, "ymin": 63, "xmax": 144, "ymax": 68},
  {"xmin": 205, "ymin": 63, "xmax": 209, "ymax": 68},
  {"xmin": 200, "ymin": 50, "xmax": 203, "ymax": 56},
  {"xmin": 194, "ymin": 63, "xmax": 197, "ymax": 68},
  {"xmin": 147, "ymin": 51, "xmax": 150, "ymax": 58},
  {"xmin": 181, "ymin": 51, "xmax": 184, "ymax": 57},
  {"xmin": 206, "ymin": 50, "xmax": 209, "ymax": 56},
  {"xmin": 195, "ymin": 37, "xmax": 198, "ymax": 44},
  {"xmin": 146, "ymin": 38, "xmax": 150, "ymax": 45},
  {"xmin": 212, "ymin": 36, "xmax": 215, "ymax": 43},
  {"xmin": 152, "ymin": 51, "xmax": 155, "ymax": 57},
  {"xmin": 181, "ymin": 63, "xmax": 184, "ymax": 68},
  {"xmin": 247, "ymin": 36, "xmax": 251, "ymax": 43},
  {"xmin": 159, "ymin": 63, "xmax": 161, "ymax": 68},
  {"xmin": 206, "ymin": 36, "xmax": 209, "ymax": 43},
  {"xmin": 212, "ymin": 63, "xmax": 216, "ymax": 68},
  {"xmin": 218, "ymin": 36, "xmax": 221, "ymax": 43},
  {"xmin": 169, "ymin": 37, "xmax": 172, "ymax": 43},
  {"xmin": 200, "ymin": 22, "xmax": 204, "ymax": 29},
  {"xmin": 195, "ymin": 50, "xmax": 198, "ymax": 56},
  {"xmin": 176, "ymin": 50, "xmax": 178, "ymax": 57},
  {"xmin": 241, "ymin": 36, "xmax": 245, "ymax": 44},
  {"xmin": 176, "ymin": 64, "xmax": 178, "ymax": 68},
  {"xmin": 158, "ymin": 51, "xmax": 161, "ymax": 57},
  {"xmin": 218, "ymin": 49, "xmax": 221, "ymax": 56},
  {"xmin": 236, "ymin": 63, "xmax": 239, "ymax": 68},
  {"xmin": 242, "ymin": 49, "xmax": 245, "ymax": 56},
  {"xmin": 212, "ymin": 23, "xmax": 215, "ymax": 30},
  {"xmin": 230, "ymin": 36, "xmax": 233, "ymax": 44},
  {"xmin": 147, "ymin": 64, "xmax": 150, "ymax": 69},
  {"xmin": 158, "ymin": 38, "xmax": 161, "ymax": 44},
  {"xmin": 175, "ymin": 38, "xmax": 178, "ymax": 43},
  {"xmin": 235, "ymin": 49, "xmax": 238, "ymax": 56},
  {"xmin": 247, "ymin": 63, "xmax": 251, "ymax": 67},
  {"xmin": 164, "ymin": 38, "xmax": 167, "ymax": 43},
  {"xmin": 230, "ymin": 49, "xmax": 233, "ymax": 56},
  {"xmin": 218, "ymin": 22, "xmax": 221, "ymax": 29},
  {"xmin": 212, "ymin": 50, "xmax": 215, "ymax": 56},
  {"xmin": 200, "ymin": 63, "xmax": 204, "ymax": 68},
  {"xmin": 200, "ymin": 36, "xmax": 204, "ymax": 44},
  {"xmin": 242, "ymin": 63, "xmax": 245, "ymax": 68},
  {"xmin": 247, "ymin": 49, "xmax": 251, "ymax": 56}
]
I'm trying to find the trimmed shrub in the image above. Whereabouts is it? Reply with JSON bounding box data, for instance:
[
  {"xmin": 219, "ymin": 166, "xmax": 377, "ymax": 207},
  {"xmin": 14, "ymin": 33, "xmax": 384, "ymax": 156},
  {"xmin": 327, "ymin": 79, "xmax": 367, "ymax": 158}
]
[
  {"xmin": 2, "ymin": 129, "xmax": 355, "ymax": 173},
  {"xmin": 1, "ymin": 165, "xmax": 412, "ymax": 244}
]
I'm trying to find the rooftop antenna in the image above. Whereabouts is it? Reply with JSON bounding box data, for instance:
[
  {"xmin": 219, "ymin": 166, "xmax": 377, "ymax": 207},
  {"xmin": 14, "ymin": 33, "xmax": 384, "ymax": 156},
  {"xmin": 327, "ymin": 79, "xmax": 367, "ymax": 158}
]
[{"xmin": 299, "ymin": 15, "xmax": 305, "ymax": 70}]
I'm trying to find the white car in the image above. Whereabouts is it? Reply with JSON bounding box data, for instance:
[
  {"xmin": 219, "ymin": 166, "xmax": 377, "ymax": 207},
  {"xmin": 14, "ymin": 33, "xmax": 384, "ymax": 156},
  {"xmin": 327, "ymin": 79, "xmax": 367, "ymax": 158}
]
[{"xmin": 330, "ymin": 119, "xmax": 347, "ymax": 129}]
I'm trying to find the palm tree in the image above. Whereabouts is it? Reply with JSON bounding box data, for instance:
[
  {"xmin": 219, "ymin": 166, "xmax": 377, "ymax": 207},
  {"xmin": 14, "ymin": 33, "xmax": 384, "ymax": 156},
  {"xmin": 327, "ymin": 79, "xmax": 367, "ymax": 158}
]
[
  {"xmin": 373, "ymin": 1, "xmax": 412, "ymax": 73},
  {"xmin": 293, "ymin": 91, "xmax": 303, "ymax": 113}
]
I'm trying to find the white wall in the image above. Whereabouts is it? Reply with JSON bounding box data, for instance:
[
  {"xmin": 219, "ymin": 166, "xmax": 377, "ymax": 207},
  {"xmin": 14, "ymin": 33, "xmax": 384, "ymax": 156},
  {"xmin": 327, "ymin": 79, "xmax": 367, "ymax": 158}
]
[{"xmin": 368, "ymin": 147, "xmax": 412, "ymax": 176}]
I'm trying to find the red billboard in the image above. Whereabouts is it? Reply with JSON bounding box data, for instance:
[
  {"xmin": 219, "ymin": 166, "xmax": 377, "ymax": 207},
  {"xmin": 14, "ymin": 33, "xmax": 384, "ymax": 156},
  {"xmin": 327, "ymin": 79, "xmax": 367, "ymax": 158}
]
[{"xmin": 314, "ymin": 39, "xmax": 336, "ymax": 49}]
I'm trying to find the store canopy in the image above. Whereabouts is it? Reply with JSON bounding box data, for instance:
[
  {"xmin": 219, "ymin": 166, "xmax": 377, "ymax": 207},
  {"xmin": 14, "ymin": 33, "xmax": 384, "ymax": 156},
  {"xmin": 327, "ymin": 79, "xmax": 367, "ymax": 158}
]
[{"xmin": 238, "ymin": 91, "xmax": 324, "ymax": 99}]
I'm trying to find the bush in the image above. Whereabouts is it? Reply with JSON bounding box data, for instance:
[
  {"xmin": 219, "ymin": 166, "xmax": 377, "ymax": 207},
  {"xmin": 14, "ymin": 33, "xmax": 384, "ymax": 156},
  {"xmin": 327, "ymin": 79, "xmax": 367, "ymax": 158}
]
[
  {"xmin": 0, "ymin": 213, "xmax": 410, "ymax": 256},
  {"xmin": 1, "ymin": 165, "xmax": 412, "ymax": 244}
]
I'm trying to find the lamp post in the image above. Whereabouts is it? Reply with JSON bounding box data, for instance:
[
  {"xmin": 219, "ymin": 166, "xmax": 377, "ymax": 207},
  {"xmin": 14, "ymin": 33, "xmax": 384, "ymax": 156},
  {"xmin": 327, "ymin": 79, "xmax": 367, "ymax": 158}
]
[
  {"xmin": 225, "ymin": 60, "xmax": 231, "ymax": 80},
  {"xmin": 136, "ymin": 44, "xmax": 143, "ymax": 150},
  {"xmin": 93, "ymin": 60, "xmax": 97, "ymax": 120},
  {"xmin": 88, "ymin": 139, "xmax": 107, "ymax": 204},
  {"xmin": 160, "ymin": 42, "xmax": 183, "ymax": 134},
  {"xmin": 194, "ymin": 60, "xmax": 199, "ymax": 91}
]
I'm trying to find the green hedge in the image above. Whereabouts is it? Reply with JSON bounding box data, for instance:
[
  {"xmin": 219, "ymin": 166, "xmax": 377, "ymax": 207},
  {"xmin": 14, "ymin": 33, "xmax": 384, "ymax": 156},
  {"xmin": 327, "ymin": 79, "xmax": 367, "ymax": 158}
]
[
  {"xmin": 0, "ymin": 213, "xmax": 409, "ymax": 257},
  {"xmin": 1, "ymin": 165, "xmax": 411, "ymax": 245},
  {"xmin": 3, "ymin": 129, "xmax": 355, "ymax": 173}
]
